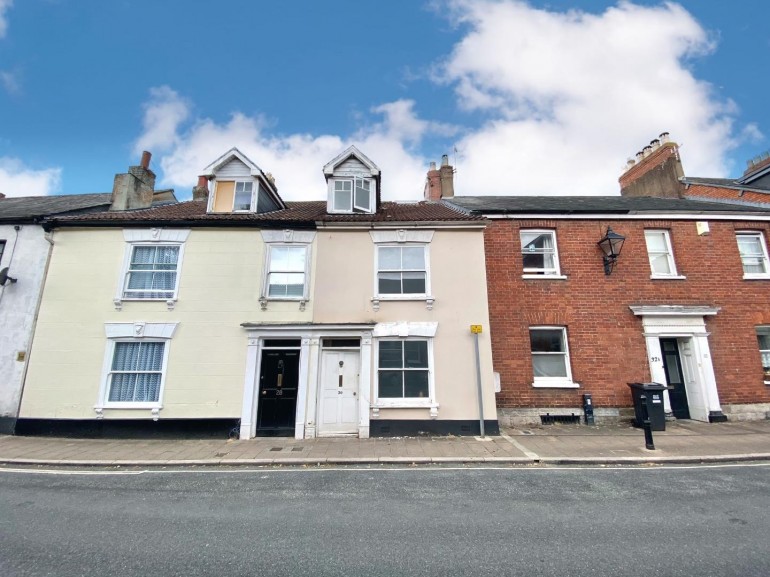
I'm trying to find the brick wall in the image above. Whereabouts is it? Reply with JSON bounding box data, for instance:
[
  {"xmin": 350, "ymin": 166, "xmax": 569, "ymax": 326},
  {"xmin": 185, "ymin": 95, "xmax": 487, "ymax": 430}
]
[
  {"xmin": 686, "ymin": 184, "xmax": 770, "ymax": 206},
  {"xmin": 485, "ymin": 217, "xmax": 770, "ymax": 412}
]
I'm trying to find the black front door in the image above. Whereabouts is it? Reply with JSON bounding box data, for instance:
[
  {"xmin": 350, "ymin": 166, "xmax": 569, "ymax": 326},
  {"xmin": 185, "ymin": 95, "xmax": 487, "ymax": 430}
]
[
  {"xmin": 257, "ymin": 349, "xmax": 300, "ymax": 435},
  {"xmin": 660, "ymin": 338, "xmax": 689, "ymax": 419}
]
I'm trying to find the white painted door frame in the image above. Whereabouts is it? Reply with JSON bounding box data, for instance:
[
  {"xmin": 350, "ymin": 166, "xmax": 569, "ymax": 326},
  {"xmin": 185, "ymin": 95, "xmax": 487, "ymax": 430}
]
[
  {"xmin": 240, "ymin": 324, "xmax": 373, "ymax": 439},
  {"xmin": 630, "ymin": 306, "xmax": 723, "ymax": 423}
]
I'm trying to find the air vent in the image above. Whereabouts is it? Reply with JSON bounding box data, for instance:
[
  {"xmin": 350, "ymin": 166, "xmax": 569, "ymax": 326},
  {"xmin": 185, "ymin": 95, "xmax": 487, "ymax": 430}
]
[{"xmin": 540, "ymin": 413, "xmax": 580, "ymax": 425}]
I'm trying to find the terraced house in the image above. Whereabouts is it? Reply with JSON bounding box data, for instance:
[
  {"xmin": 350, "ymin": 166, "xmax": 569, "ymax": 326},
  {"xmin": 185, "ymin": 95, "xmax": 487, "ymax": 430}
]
[
  {"xmin": 17, "ymin": 147, "xmax": 498, "ymax": 438},
  {"xmin": 0, "ymin": 156, "xmax": 175, "ymax": 434},
  {"xmin": 442, "ymin": 192, "xmax": 770, "ymax": 426}
]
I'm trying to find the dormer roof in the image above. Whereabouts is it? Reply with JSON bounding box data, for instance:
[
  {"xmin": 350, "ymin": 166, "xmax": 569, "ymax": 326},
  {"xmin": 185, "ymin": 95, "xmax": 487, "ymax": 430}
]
[
  {"xmin": 202, "ymin": 147, "xmax": 286, "ymax": 210},
  {"xmin": 203, "ymin": 147, "xmax": 264, "ymax": 177},
  {"xmin": 323, "ymin": 145, "xmax": 381, "ymax": 178}
]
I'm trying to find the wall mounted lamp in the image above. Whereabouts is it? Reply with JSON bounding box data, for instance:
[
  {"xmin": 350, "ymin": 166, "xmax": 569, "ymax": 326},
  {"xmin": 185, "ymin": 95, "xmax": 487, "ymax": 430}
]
[{"xmin": 597, "ymin": 227, "xmax": 625, "ymax": 275}]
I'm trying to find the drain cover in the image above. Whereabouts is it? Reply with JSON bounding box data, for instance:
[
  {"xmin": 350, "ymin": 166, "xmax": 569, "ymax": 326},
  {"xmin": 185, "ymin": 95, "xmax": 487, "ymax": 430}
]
[
  {"xmin": 291, "ymin": 447, "xmax": 304, "ymax": 452},
  {"xmin": 270, "ymin": 447, "xmax": 282, "ymax": 452}
]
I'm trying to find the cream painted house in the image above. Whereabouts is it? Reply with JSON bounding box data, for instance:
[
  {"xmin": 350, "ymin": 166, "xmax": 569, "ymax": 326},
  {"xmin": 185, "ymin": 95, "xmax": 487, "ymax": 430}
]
[
  {"xmin": 19, "ymin": 147, "xmax": 498, "ymax": 438},
  {"xmin": 0, "ymin": 154, "xmax": 175, "ymax": 435}
]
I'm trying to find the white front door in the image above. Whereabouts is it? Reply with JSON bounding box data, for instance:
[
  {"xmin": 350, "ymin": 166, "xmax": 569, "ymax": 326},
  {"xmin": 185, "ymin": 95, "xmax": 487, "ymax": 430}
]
[
  {"xmin": 318, "ymin": 350, "xmax": 360, "ymax": 436},
  {"xmin": 679, "ymin": 340, "xmax": 710, "ymax": 422}
]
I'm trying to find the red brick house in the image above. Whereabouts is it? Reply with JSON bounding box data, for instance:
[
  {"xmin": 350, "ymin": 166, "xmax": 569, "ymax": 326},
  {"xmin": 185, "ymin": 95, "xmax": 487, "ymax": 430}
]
[{"xmin": 443, "ymin": 193, "xmax": 770, "ymax": 426}]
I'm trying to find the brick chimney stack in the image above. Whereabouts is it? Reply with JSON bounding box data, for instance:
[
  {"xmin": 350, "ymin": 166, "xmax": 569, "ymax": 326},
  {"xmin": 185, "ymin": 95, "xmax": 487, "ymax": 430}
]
[
  {"xmin": 744, "ymin": 152, "xmax": 770, "ymax": 177},
  {"xmin": 110, "ymin": 151, "xmax": 157, "ymax": 211},
  {"xmin": 424, "ymin": 161, "xmax": 441, "ymax": 201},
  {"xmin": 192, "ymin": 175, "xmax": 209, "ymax": 201},
  {"xmin": 424, "ymin": 155, "xmax": 455, "ymax": 200},
  {"xmin": 619, "ymin": 133, "xmax": 684, "ymax": 198}
]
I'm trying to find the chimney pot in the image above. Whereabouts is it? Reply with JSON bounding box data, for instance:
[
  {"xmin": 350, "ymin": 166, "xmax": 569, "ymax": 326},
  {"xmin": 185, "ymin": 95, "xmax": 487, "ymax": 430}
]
[
  {"xmin": 140, "ymin": 151, "xmax": 152, "ymax": 169},
  {"xmin": 659, "ymin": 132, "xmax": 670, "ymax": 143},
  {"xmin": 429, "ymin": 162, "xmax": 436, "ymax": 171},
  {"xmin": 197, "ymin": 175, "xmax": 208, "ymax": 188},
  {"xmin": 441, "ymin": 154, "xmax": 449, "ymax": 167},
  {"xmin": 642, "ymin": 146, "xmax": 653, "ymax": 157}
]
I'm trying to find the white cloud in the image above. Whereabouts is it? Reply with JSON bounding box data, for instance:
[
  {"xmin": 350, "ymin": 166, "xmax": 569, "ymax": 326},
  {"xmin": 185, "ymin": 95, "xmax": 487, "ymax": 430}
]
[
  {"xmin": 439, "ymin": 0, "xmax": 743, "ymax": 195},
  {"xmin": 132, "ymin": 86, "xmax": 191, "ymax": 156},
  {"xmin": 0, "ymin": 0, "xmax": 12, "ymax": 39},
  {"xmin": 0, "ymin": 157, "xmax": 61, "ymax": 197},
  {"xmin": 135, "ymin": 2, "xmax": 755, "ymax": 200},
  {"xmin": 140, "ymin": 93, "xmax": 442, "ymax": 201}
]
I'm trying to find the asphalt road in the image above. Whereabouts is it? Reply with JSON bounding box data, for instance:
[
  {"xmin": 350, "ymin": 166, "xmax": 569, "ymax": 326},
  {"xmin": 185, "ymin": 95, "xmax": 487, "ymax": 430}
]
[{"xmin": 1, "ymin": 463, "xmax": 768, "ymax": 577}]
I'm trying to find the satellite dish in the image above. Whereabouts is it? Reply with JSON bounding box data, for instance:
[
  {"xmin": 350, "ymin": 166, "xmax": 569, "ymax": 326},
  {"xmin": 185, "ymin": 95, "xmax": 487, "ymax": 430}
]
[{"xmin": 0, "ymin": 267, "xmax": 17, "ymax": 286}]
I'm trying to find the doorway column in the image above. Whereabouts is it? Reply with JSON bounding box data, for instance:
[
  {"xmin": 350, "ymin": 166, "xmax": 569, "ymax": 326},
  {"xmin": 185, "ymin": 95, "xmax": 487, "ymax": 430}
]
[
  {"xmin": 642, "ymin": 333, "xmax": 673, "ymax": 415},
  {"xmin": 240, "ymin": 337, "xmax": 261, "ymax": 439},
  {"xmin": 303, "ymin": 337, "xmax": 321, "ymax": 439},
  {"xmin": 691, "ymin": 332, "xmax": 726, "ymax": 421}
]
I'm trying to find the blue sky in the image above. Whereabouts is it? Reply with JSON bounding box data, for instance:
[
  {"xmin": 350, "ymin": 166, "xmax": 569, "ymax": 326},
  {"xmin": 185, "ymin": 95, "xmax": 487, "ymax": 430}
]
[{"xmin": 0, "ymin": 1, "xmax": 767, "ymax": 200}]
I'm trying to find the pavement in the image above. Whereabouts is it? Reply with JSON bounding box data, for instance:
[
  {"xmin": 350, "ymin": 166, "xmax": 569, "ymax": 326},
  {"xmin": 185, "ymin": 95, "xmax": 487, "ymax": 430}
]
[{"xmin": 1, "ymin": 419, "xmax": 769, "ymax": 467}]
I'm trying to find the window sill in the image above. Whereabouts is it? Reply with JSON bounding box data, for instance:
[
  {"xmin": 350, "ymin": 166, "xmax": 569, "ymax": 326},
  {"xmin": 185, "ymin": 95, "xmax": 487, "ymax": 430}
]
[
  {"xmin": 371, "ymin": 295, "xmax": 435, "ymax": 311},
  {"xmin": 531, "ymin": 380, "xmax": 580, "ymax": 389},
  {"xmin": 372, "ymin": 401, "xmax": 439, "ymax": 418},
  {"xmin": 259, "ymin": 297, "xmax": 307, "ymax": 311},
  {"xmin": 97, "ymin": 403, "xmax": 162, "ymax": 410},
  {"xmin": 114, "ymin": 298, "xmax": 177, "ymax": 311},
  {"xmin": 650, "ymin": 275, "xmax": 687, "ymax": 280},
  {"xmin": 522, "ymin": 274, "xmax": 567, "ymax": 280},
  {"xmin": 743, "ymin": 274, "xmax": 770, "ymax": 280},
  {"xmin": 94, "ymin": 405, "xmax": 163, "ymax": 421}
]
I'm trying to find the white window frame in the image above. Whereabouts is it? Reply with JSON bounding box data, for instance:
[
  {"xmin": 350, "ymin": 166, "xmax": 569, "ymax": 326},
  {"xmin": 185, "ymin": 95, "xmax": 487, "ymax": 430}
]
[
  {"xmin": 95, "ymin": 322, "xmax": 178, "ymax": 414},
  {"xmin": 757, "ymin": 327, "xmax": 770, "ymax": 385},
  {"xmin": 370, "ymin": 230, "xmax": 434, "ymax": 309},
  {"xmin": 329, "ymin": 177, "xmax": 374, "ymax": 214},
  {"xmin": 260, "ymin": 230, "xmax": 315, "ymax": 302},
  {"xmin": 264, "ymin": 244, "xmax": 310, "ymax": 300},
  {"xmin": 233, "ymin": 180, "xmax": 256, "ymax": 212},
  {"xmin": 375, "ymin": 244, "xmax": 430, "ymax": 298},
  {"xmin": 520, "ymin": 229, "xmax": 565, "ymax": 279},
  {"xmin": 115, "ymin": 229, "xmax": 190, "ymax": 308},
  {"xmin": 374, "ymin": 337, "xmax": 436, "ymax": 409},
  {"xmin": 736, "ymin": 231, "xmax": 770, "ymax": 279},
  {"xmin": 644, "ymin": 229, "xmax": 683, "ymax": 279},
  {"xmin": 0, "ymin": 239, "xmax": 5, "ymax": 266},
  {"xmin": 529, "ymin": 326, "xmax": 578, "ymax": 388}
]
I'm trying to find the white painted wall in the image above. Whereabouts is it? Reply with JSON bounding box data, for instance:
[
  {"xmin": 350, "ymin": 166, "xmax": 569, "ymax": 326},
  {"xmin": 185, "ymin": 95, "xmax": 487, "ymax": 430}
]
[{"xmin": 0, "ymin": 224, "xmax": 51, "ymax": 426}]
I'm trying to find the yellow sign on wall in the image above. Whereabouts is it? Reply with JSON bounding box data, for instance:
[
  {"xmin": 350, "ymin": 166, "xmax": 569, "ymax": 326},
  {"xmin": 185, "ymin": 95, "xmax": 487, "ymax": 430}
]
[{"xmin": 470, "ymin": 325, "xmax": 483, "ymax": 334}]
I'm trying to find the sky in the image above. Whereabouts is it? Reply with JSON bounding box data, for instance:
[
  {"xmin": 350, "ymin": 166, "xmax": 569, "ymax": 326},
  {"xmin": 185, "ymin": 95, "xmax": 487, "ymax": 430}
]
[{"xmin": 0, "ymin": 0, "xmax": 768, "ymax": 201}]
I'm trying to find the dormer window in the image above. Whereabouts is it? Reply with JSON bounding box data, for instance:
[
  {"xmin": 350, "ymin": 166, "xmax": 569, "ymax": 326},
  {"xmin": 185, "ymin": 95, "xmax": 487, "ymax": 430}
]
[
  {"xmin": 201, "ymin": 147, "xmax": 287, "ymax": 215},
  {"xmin": 333, "ymin": 177, "xmax": 372, "ymax": 213},
  {"xmin": 324, "ymin": 145, "xmax": 380, "ymax": 215}
]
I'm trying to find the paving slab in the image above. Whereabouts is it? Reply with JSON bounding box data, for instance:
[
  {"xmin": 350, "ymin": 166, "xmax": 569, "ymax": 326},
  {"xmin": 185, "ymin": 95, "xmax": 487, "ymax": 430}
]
[{"xmin": 0, "ymin": 419, "xmax": 768, "ymax": 467}]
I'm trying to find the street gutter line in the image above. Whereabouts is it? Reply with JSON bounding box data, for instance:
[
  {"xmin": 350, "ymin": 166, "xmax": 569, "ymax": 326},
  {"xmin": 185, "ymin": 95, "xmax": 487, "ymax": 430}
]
[{"xmin": 2, "ymin": 462, "xmax": 769, "ymax": 476}]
